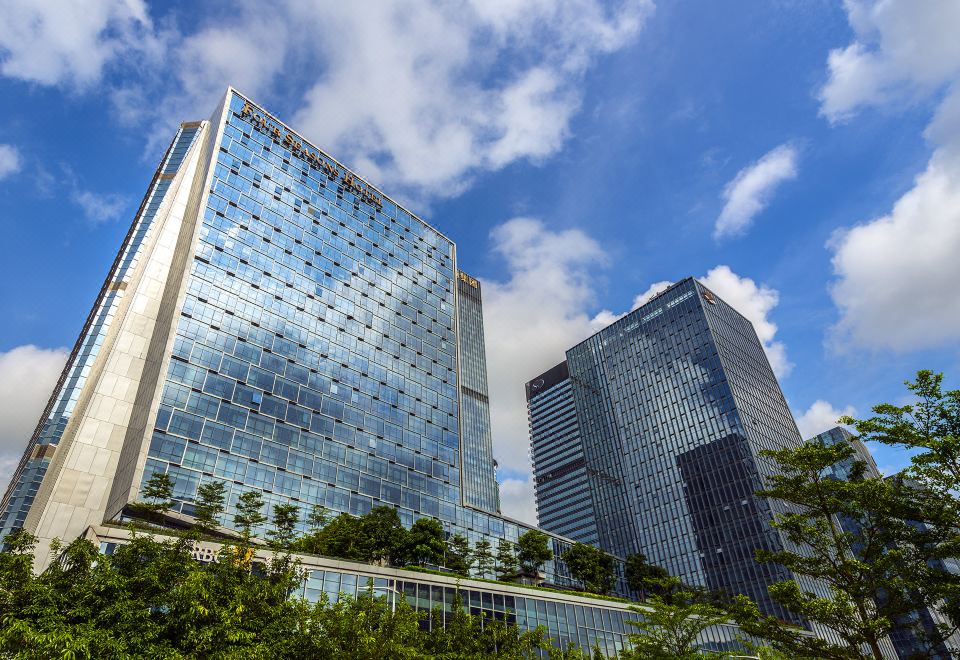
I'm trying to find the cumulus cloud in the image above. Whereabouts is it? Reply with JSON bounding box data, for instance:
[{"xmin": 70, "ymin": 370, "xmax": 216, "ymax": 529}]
[
  {"xmin": 794, "ymin": 399, "xmax": 856, "ymax": 441},
  {"xmin": 498, "ymin": 476, "xmax": 538, "ymax": 526},
  {"xmin": 0, "ymin": 144, "xmax": 21, "ymax": 180},
  {"xmin": 0, "ymin": 345, "xmax": 68, "ymax": 493},
  {"xmin": 700, "ymin": 266, "xmax": 792, "ymax": 377},
  {"xmin": 631, "ymin": 280, "xmax": 672, "ymax": 308},
  {"xmin": 714, "ymin": 144, "xmax": 798, "ymax": 240},
  {"xmin": 71, "ymin": 189, "xmax": 128, "ymax": 225},
  {"xmin": 1, "ymin": 1, "xmax": 652, "ymax": 199},
  {"xmin": 819, "ymin": 0, "xmax": 960, "ymax": 122},
  {"xmin": 0, "ymin": 0, "xmax": 158, "ymax": 87},
  {"xmin": 482, "ymin": 218, "xmax": 608, "ymax": 476},
  {"xmin": 823, "ymin": 0, "xmax": 960, "ymax": 352}
]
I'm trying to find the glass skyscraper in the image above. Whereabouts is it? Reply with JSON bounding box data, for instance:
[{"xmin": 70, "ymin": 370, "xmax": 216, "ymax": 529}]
[
  {"xmin": 456, "ymin": 271, "xmax": 499, "ymax": 513},
  {"xmin": 527, "ymin": 362, "xmax": 598, "ymax": 545},
  {"xmin": 0, "ymin": 90, "xmax": 566, "ymax": 583},
  {"xmin": 529, "ymin": 278, "xmax": 821, "ymax": 625}
]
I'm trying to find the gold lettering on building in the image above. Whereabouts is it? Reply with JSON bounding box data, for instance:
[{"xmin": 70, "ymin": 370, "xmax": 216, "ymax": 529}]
[
  {"xmin": 238, "ymin": 99, "xmax": 383, "ymax": 210},
  {"xmin": 458, "ymin": 272, "xmax": 479, "ymax": 288}
]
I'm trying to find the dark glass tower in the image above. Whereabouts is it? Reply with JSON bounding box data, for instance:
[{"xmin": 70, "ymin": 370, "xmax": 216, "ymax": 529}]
[
  {"xmin": 531, "ymin": 278, "xmax": 816, "ymax": 624},
  {"xmin": 456, "ymin": 271, "xmax": 499, "ymax": 513},
  {"xmin": 526, "ymin": 362, "xmax": 598, "ymax": 544}
]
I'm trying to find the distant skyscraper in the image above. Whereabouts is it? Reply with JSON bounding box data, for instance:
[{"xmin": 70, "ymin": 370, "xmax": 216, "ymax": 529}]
[
  {"xmin": 526, "ymin": 362, "xmax": 598, "ymax": 545},
  {"xmin": 0, "ymin": 89, "xmax": 556, "ymax": 578},
  {"xmin": 456, "ymin": 271, "xmax": 499, "ymax": 513},
  {"xmin": 529, "ymin": 278, "xmax": 820, "ymax": 625}
]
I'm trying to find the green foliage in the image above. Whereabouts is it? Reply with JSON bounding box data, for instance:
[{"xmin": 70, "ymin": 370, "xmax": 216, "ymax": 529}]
[
  {"xmin": 233, "ymin": 489, "xmax": 267, "ymax": 544},
  {"xmin": 137, "ymin": 471, "xmax": 174, "ymax": 521},
  {"xmin": 306, "ymin": 503, "xmax": 329, "ymax": 533},
  {"xmin": 0, "ymin": 529, "xmax": 590, "ymax": 659},
  {"xmin": 516, "ymin": 530, "xmax": 553, "ymax": 577},
  {"xmin": 472, "ymin": 539, "xmax": 495, "ymax": 579},
  {"xmin": 360, "ymin": 505, "xmax": 408, "ymax": 565},
  {"xmin": 268, "ymin": 503, "xmax": 301, "ymax": 550},
  {"xmin": 193, "ymin": 480, "xmax": 226, "ymax": 537},
  {"xmin": 406, "ymin": 517, "xmax": 445, "ymax": 567},
  {"xmin": 300, "ymin": 512, "xmax": 366, "ymax": 560},
  {"xmin": 561, "ymin": 543, "xmax": 615, "ymax": 595},
  {"xmin": 731, "ymin": 429, "xmax": 946, "ymax": 659},
  {"xmin": 846, "ymin": 370, "xmax": 960, "ymax": 496},
  {"xmin": 624, "ymin": 552, "xmax": 677, "ymax": 600},
  {"xmin": 446, "ymin": 533, "xmax": 472, "ymax": 576},
  {"xmin": 496, "ymin": 539, "xmax": 520, "ymax": 581},
  {"xmin": 620, "ymin": 594, "xmax": 729, "ymax": 660}
]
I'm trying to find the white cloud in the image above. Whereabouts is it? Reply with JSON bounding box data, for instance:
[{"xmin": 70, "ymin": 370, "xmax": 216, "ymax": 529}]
[
  {"xmin": 714, "ymin": 144, "xmax": 798, "ymax": 240},
  {"xmin": 0, "ymin": 345, "xmax": 68, "ymax": 493},
  {"xmin": 823, "ymin": 0, "xmax": 960, "ymax": 352},
  {"xmin": 794, "ymin": 399, "xmax": 856, "ymax": 441},
  {"xmin": 482, "ymin": 218, "xmax": 608, "ymax": 475},
  {"xmin": 71, "ymin": 189, "xmax": 128, "ymax": 225},
  {"xmin": 631, "ymin": 280, "xmax": 672, "ymax": 308},
  {"xmin": 700, "ymin": 266, "xmax": 792, "ymax": 377},
  {"xmin": 0, "ymin": 144, "xmax": 21, "ymax": 180},
  {"xmin": 498, "ymin": 476, "xmax": 538, "ymax": 526},
  {"xmin": 819, "ymin": 0, "xmax": 960, "ymax": 123},
  {"xmin": 0, "ymin": 0, "xmax": 157, "ymax": 87},
  {"xmin": 1, "ymin": 1, "xmax": 651, "ymax": 199}
]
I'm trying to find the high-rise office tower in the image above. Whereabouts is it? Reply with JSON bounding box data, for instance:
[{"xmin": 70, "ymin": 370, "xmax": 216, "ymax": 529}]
[
  {"xmin": 456, "ymin": 271, "xmax": 499, "ymax": 513},
  {"xmin": 527, "ymin": 362, "xmax": 598, "ymax": 545},
  {"xmin": 528, "ymin": 278, "xmax": 817, "ymax": 624},
  {"xmin": 1, "ymin": 89, "xmax": 549, "ymax": 574}
]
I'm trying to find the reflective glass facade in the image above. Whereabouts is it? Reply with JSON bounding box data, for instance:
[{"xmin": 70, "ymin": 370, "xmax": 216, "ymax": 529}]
[
  {"xmin": 0, "ymin": 123, "xmax": 202, "ymax": 539},
  {"xmin": 143, "ymin": 92, "xmax": 464, "ymax": 536},
  {"xmin": 527, "ymin": 362, "xmax": 598, "ymax": 545},
  {"xmin": 1, "ymin": 88, "xmax": 596, "ymax": 587},
  {"xmin": 456, "ymin": 271, "xmax": 499, "ymax": 512},
  {"xmin": 532, "ymin": 278, "xmax": 818, "ymax": 624}
]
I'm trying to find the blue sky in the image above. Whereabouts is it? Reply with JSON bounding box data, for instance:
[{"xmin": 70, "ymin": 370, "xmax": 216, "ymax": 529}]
[{"xmin": 1, "ymin": 0, "xmax": 958, "ymax": 523}]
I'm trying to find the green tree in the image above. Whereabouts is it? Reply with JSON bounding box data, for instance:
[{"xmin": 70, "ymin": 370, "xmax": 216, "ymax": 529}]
[
  {"xmin": 732, "ymin": 436, "xmax": 930, "ymax": 659},
  {"xmin": 268, "ymin": 503, "xmax": 301, "ymax": 550},
  {"xmin": 447, "ymin": 533, "xmax": 472, "ymax": 576},
  {"xmin": 516, "ymin": 530, "xmax": 553, "ymax": 579},
  {"xmin": 234, "ymin": 489, "xmax": 267, "ymax": 544},
  {"xmin": 360, "ymin": 505, "xmax": 408, "ymax": 565},
  {"xmin": 307, "ymin": 503, "xmax": 329, "ymax": 532},
  {"xmin": 472, "ymin": 539, "xmax": 495, "ymax": 579},
  {"xmin": 620, "ymin": 593, "xmax": 728, "ymax": 660},
  {"xmin": 193, "ymin": 479, "xmax": 226, "ymax": 537},
  {"xmin": 847, "ymin": 370, "xmax": 960, "ymax": 497},
  {"xmin": 406, "ymin": 517, "xmax": 445, "ymax": 567},
  {"xmin": 138, "ymin": 471, "xmax": 175, "ymax": 522},
  {"xmin": 624, "ymin": 552, "xmax": 677, "ymax": 601},
  {"xmin": 496, "ymin": 538, "xmax": 520, "ymax": 581},
  {"xmin": 562, "ymin": 543, "xmax": 615, "ymax": 594},
  {"xmin": 309, "ymin": 512, "xmax": 367, "ymax": 561}
]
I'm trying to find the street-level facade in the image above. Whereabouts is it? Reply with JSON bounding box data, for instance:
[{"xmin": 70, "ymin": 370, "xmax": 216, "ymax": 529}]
[{"xmin": 89, "ymin": 524, "xmax": 753, "ymax": 656}]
